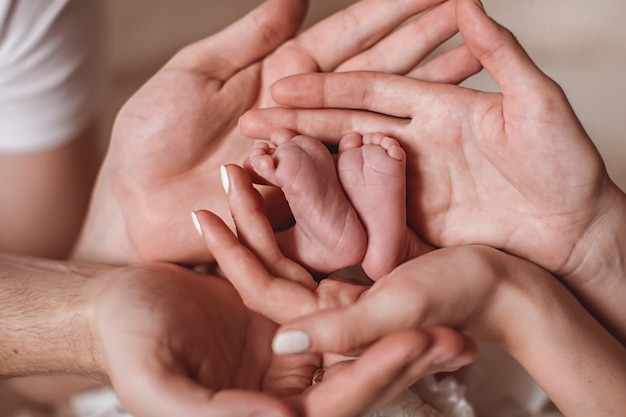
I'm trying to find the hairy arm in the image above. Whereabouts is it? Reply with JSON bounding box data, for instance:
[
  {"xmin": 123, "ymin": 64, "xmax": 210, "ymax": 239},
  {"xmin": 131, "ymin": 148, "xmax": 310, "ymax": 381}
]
[{"xmin": 0, "ymin": 253, "xmax": 103, "ymax": 379}]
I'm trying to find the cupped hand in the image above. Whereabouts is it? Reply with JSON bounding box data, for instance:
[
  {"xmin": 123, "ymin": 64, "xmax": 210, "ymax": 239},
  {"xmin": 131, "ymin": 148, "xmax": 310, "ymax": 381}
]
[
  {"xmin": 73, "ymin": 0, "xmax": 480, "ymax": 266},
  {"xmin": 238, "ymin": 0, "xmax": 626, "ymax": 337},
  {"xmin": 193, "ymin": 165, "xmax": 493, "ymax": 346},
  {"xmin": 85, "ymin": 262, "xmax": 473, "ymax": 417},
  {"xmin": 193, "ymin": 164, "xmax": 476, "ymax": 363}
]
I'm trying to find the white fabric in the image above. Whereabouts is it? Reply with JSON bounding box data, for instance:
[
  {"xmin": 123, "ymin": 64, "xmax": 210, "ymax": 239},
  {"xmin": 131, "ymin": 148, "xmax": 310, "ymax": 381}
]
[
  {"xmin": 70, "ymin": 388, "xmax": 130, "ymax": 417},
  {"xmin": 0, "ymin": 0, "xmax": 105, "ymax": 154}
]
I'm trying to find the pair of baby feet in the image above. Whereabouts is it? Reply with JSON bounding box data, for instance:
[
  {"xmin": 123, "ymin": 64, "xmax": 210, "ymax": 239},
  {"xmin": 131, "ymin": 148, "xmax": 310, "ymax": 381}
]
[{"xmin": 248, "ymin": 129, "xmax": 420, "ymax": 280}]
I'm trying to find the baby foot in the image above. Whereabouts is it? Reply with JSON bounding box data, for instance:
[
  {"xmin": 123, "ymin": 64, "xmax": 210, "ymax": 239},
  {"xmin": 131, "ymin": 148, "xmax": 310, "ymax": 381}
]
[
  {"xmin": 337, "ymin": 132, "xmax": 407, "ymax": 280},
  {"xmin": 248, "ymin": 130, "xmax": 366, "ymax": 276}
]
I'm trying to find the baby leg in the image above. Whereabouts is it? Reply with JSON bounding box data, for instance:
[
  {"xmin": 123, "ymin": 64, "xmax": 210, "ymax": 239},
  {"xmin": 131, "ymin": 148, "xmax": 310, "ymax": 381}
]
[
  {"xmin": 337, "ymin": 132, "xmax": 407, "ymax": 280},
  {"xmin": 248, "ymin": 130, "xmax": 366, "ymax": 276}
]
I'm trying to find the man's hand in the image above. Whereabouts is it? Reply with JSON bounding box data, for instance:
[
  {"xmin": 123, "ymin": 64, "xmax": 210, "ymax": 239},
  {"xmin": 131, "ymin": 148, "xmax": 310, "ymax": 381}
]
[
  {"xmin": 73, "ymin": 0, "xmax": 479, "ymax": 266},
  {"xmin": 87, "ymin": 263, "xmax": 474, "ymax": 417}
]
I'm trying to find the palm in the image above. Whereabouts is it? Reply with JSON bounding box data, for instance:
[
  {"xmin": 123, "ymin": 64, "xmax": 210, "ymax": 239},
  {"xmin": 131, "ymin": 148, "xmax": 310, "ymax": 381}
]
[
  {"xmin": 237, "ymin": 0, "xmax": 621, "ymax": 279},
  {"xmin": 106, "ymin": 64, "xmax": 276, "ymax": 264},
  {"xmin": 91, "ymin": 0, "xmax": 463, "ymax": 264},
  {"xmin": 94, "ymin": 264, "xmax": 319, "ymax": 416},
  {"xmin": 402, "ymin": 82, "xmax": 609, "ymax": 275},
  {"xmin": 94, "ymin": 264, "xmax": 442, "ymax": 417}
]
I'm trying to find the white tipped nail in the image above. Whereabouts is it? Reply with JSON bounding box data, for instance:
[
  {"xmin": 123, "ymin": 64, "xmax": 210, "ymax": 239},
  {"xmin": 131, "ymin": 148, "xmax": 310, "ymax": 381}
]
[
  {"xmin": 191, "ymin": 211, "xmax": 202, "ymax": 237},
  {"xmin": 272, "ymin": 330, "xmax": 311, "ymax": 355},
  {"xmin": 220, "ymin": 165, "xmax": 229, "ymax": 193}
]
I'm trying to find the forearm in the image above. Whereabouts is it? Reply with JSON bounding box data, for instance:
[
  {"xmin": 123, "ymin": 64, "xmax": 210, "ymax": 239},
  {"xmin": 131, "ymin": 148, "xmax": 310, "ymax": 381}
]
[
  {"xmin": 490, "ymin": 267, "xmax": 626, "ymax": 417},
  {"xmin": 0, "ymin": 253, "xmax": 104, "ymax": 379}
]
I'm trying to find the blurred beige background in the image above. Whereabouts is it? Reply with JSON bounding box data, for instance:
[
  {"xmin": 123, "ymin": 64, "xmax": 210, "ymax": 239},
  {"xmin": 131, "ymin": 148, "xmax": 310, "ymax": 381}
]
[{"xmin": 104, "ymin": 0, "xmax": 626, "ymax": 189}]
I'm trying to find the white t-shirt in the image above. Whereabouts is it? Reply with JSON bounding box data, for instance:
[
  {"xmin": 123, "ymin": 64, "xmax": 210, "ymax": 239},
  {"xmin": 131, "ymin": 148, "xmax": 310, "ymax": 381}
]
[{"xmin": 0, "ymin": 0, "xmax": 105, "ymax": 154}]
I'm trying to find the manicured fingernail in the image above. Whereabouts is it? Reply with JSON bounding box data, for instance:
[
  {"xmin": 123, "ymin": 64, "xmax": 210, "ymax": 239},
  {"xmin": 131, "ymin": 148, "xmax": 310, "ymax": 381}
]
[
  {"xmin": 191, "ymin": 211, "xmax": 202, "ymax": 237},
  {"xmin": 220, "ymin": 165, "xmax": 229, "ymax": 193},
  {"xmin": 272, "ymin": 330, "xmax": 311, "ymax": 354}
]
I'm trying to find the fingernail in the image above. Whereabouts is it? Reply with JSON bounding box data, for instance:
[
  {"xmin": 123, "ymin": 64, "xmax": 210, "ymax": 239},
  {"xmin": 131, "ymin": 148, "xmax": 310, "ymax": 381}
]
[
  {"xmin": 272, "ymin": 330, "xmax": 311, "ymax": 355},
  {"xmin": 220, "ymin": 165, "xmax": 230, "ymax": 193},
  {"xmin": 474, "ymin": 0, "xmax": 484, "ymax": 9},
  {"xmin": 191, "ymin": 211, "xmax": 202, "ymax": 237}
]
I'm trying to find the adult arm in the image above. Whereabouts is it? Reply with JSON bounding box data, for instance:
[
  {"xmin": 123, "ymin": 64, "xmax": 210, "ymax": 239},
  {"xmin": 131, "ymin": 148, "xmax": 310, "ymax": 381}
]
[
  {"xmin": 0, "ymin": 253, "xmax": 101, "ymax": 377},
  {"xmin": 0, "ymin": 0, "xmax": 104, "ymax": 259},
  {"xmin": 0, "ymin": 252, "xmax": 477, "ymax": 417},
  {"xmin": 270, "ymin": 246, "xmax": 626, "ymax": 417},
  {"xmin": 0, "ymin": 127, "xmax": 101, "ymax": 259}
]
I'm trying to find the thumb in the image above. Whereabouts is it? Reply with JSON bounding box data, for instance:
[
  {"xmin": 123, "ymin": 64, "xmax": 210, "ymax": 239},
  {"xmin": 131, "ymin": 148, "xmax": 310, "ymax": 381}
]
[
  {"xmin": 456, "ymin": 0, "xmax": 555, "ymax": 98},
  {"xmin": 169, "ymin": 0, "xmax": 308, "ymax": 79}
]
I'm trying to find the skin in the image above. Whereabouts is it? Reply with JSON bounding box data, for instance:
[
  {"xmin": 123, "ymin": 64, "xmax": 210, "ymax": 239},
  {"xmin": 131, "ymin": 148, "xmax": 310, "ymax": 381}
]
[
  {"xmin": 71, "ymin": 0, "xmax": 481, "ymax": 266},
  {"xmin": 194, "ymin": 163, "xmax": 626, "ymax": 417},
  {"xmin": 248, "ymin": 131, "xmax": 367, "ymax": 277},
  {"xmin": 3, "ymin": 0, "xmax": 482, "ymax": 410},
  {"xmin": 247, "ymin": 130, "xmax": 425, "ymax": 279},
  {"xmin": 0, "ymin": 124, "xmax": 100, "ymax": 259},
  {"xmin": 238, "ymin": 0, "xmax": 626, "ymax": 344},
  {"xmin": 0, "ymin": 253, "xmax": 476, "ymax": 417}
]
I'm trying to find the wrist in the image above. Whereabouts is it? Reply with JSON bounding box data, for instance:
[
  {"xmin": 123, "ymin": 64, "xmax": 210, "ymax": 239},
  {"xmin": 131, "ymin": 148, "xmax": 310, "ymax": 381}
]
[
  {"xmin": 70, "ymin": 169, "xmax": 137, "ymax": 265},
  {"xmin": 0, "ymin": 254, "xmax": 108, "ymax": 378},
  {"xmin": 562, "ymin": 182, "xmax": 626, "ymax": 343},
  {"xmin": 487, "ymin": 258, "xmax": 626, "ymax": 416}
]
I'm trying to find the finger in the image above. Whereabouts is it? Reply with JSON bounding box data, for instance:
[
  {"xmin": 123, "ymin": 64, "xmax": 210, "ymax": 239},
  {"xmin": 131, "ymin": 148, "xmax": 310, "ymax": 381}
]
[
  {"xmin": 271, "ymin": 262, "xmax": 437, "ymax": 355},
  {"xmin": 351, "ymin": 327, "xmax": 477, "ymax": 408},
  {"xmin": 269, "ymin": 71, "xmax": 458, "ymax": 119},
  {"xmin": 168, "ymin": 0, "xmax": 307, "ymax": 79},
  {"xmin": 295, "ymin": 0, "xmax": 446, "ymax": 72},
  {"xmin": 336, "ymin": 0, "xmax": 458, "ymax": 75},
  {"xmin": 299, "ymin": 330, "xmax": 432, "ymax": 417},
  {"xmin": 118, "ymin": 366, "xmax": 296, "ymax": 417},
  {"xmin": 222, "ymin": 164, "xmax": 316, "ymax": 289},
  {"xmin": 240, "ymin": 107, "xmax": 410, "ymax": 143},
  {"xmin": 408, "ymin": 44, "xmax": 483, "ymax": 83},
  {"xmin": 300, "ymin": 329, "xmax": 476, "ymax": 417},
  {"xmin": 273, "ymin": 300, "xmax": 405, "ymax": 356},
  {"xmin": 414, "ymin": 326, "xmax": 478, "ymax": 374},
  {"xmin": 456, "ymin": 0, "xmax": 557, "ymax": 97},
  {"xmin": 194, "ymin": 209, "xmax": 317, "ymax": 322}
]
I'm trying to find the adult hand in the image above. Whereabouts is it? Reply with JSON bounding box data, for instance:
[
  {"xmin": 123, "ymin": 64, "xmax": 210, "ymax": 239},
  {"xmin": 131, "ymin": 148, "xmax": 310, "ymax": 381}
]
[
  {"xmin": 268, "ymin": 246, "xmax": 626, "ymax": 417},
  {"xmin": 239, "ymin": 0, "xmax": 626, "ymax": 340},
  {"xmin": 193, "ymin": 164, "xmax": 477, "ymax": 365},
  {"xmin": 73, "ymin": 0, "xmax": 481, "ymax": 266},
  {"xmin": 87, "ymin": 263, "xmax": 475, "ymax": 417},
  {"xmin": 193, "ymin": 171, "xmax": 626, "ymax": 417}
]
